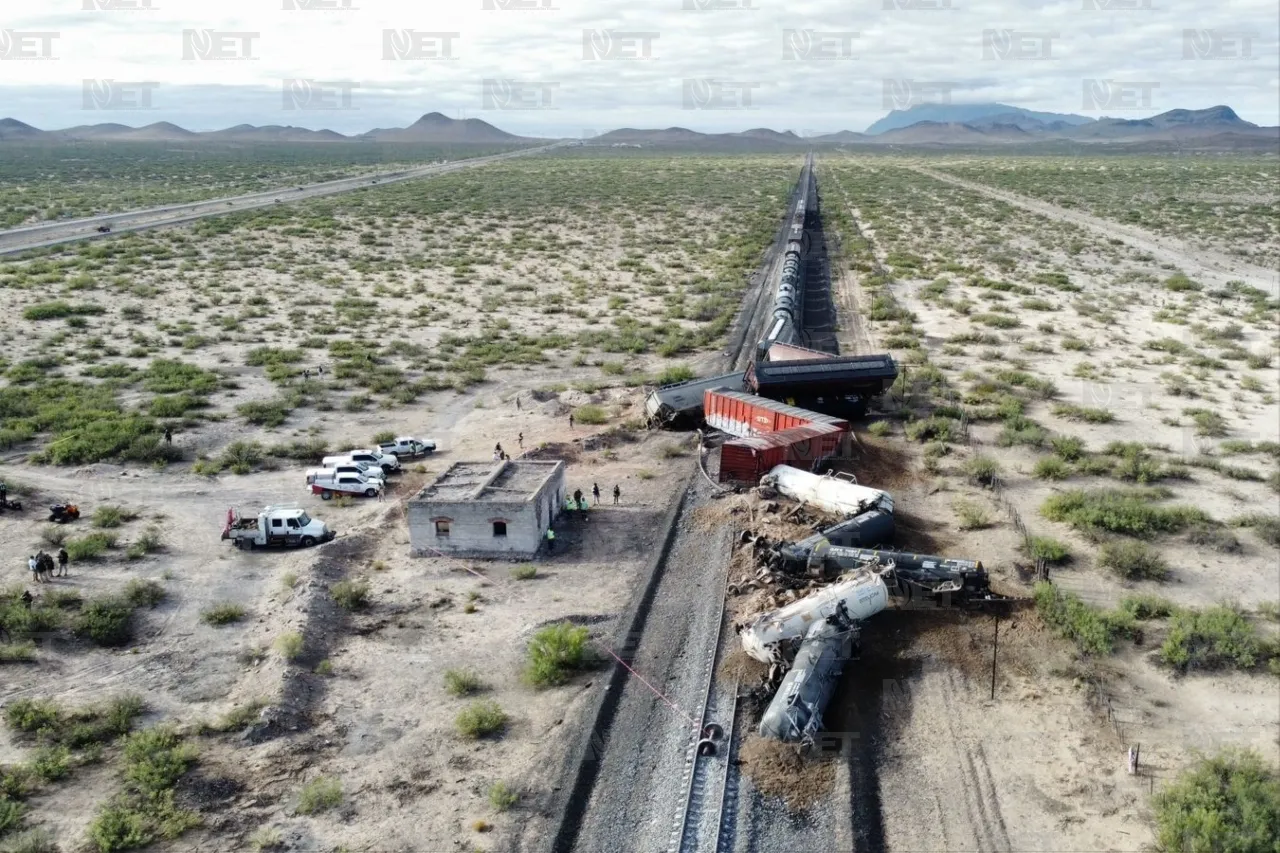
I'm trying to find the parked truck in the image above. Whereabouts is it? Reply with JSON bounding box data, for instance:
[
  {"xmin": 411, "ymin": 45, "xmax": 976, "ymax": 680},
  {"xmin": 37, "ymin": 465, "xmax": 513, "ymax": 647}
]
[
  {"xmin": 377, "ymin": 436, "xmax": 435, "ymax": 458},
  {"xmin": 222, "ymin": 504, "xmax": 335, "ymax": 549},
  {"xmin": 308, "ymin": 472, "xmax": 383, "ymax": 499},
  {"xmin": 322, "ymin": 450, "xmax": 399, "ymax": 474}
]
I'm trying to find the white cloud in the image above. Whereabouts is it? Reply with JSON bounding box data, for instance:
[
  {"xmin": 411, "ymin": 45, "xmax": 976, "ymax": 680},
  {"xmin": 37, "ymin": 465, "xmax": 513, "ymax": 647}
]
[{"xmin": 0, "ymin": 0, "xmax": 1275, "ymax": 133}]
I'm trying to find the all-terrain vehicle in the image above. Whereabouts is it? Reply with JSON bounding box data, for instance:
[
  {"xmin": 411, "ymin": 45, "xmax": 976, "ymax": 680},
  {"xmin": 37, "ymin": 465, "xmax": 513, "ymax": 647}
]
[{"xmin": 49, "ymin": 504, "xmax": 80, "ymax": 523}]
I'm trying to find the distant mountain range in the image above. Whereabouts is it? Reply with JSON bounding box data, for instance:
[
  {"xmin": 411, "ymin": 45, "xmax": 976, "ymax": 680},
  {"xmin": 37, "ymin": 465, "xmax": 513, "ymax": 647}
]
[
  {"xmin": 0, "ymin": 105, "xmax": 1275, "ymax": 150},
  {"xmin": 0, "ymin": 111, "xmax": 527, "ymax": 144}
]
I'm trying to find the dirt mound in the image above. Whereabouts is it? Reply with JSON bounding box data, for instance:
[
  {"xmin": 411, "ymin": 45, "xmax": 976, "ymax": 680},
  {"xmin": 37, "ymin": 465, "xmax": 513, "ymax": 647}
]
[
  {"xmin": 718, "ymin": 645, "xmax": 768, "ymax": 687},
  {"xmin": 836, "ymin": 435, "xmax": 918, "ymax": 494},
  {"xmin": 738, "ymin": 734, "xmax": 838, "ymax": 810},
  {"xmin": 523, "ymin": 442, "xmax": 581, "ymax": 463}
]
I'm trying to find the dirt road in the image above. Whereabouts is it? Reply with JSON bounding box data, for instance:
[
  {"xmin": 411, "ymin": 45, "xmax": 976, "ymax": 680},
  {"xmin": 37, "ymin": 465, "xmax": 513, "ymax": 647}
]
[{"xmin": 912, "ymin": 165, "xmax": 1280, "ymax": 298}]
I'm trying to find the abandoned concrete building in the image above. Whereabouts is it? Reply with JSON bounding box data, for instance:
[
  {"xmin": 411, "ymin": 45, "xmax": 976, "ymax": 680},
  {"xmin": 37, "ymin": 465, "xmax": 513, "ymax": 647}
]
[{"xmin": 407, "ymin": 459, "xmax": 566, "ymax": 558}]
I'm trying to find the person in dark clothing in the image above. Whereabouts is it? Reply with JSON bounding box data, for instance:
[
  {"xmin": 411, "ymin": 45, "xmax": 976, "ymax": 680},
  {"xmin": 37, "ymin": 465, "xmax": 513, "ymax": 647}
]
[
  {"xmin": 518, "ymin": 432, "xmax": 524, "ymax": 450},
  {"xmin": 57, "ymin": 548, "xmax": 68, "ymax": 577},
  {"xmin": 592, "ymin": 483, "xmax": 601, "ymax": 505},
  {"xmin": 573, "ymin": 489, "xmax": 583, "ymax": 506},
  {"xmin": 163, "ymin": 427, "xmax": 172, "ymax": 445},
  {"xmin": 569, "ymin": 414, "xmax": 575, "ymax": 429},
  {"xmin": 612, "ymin": 484, "xmax": 621, "ymax": 505},
  {"xmin": 21, "ymin": 590, "xmax": 33, "ymax": 609},
  {"xmin": 0, "ymin": 481, "xmax": 7, "ymax": 506}
]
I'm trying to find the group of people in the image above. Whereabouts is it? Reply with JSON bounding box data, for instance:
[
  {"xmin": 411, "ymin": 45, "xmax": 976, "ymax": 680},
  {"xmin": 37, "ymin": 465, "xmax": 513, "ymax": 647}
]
[
  {"xmin": 28, "ymin": 548, "xmax": 68, "ymax": 583},
  {"xmin": 545, "ymin": 483, "xmax": 623, "ymax": 553}
]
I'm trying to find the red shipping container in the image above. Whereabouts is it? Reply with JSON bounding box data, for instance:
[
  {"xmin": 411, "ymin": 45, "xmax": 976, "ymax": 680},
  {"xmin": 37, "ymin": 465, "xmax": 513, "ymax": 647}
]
[
  {"xmin": 703, "ymin": 389, "xmax": 849, "ymax": 439},
  {"xmin": 718, "ymin": 422, "xmax": 846, "ymax": 483}
]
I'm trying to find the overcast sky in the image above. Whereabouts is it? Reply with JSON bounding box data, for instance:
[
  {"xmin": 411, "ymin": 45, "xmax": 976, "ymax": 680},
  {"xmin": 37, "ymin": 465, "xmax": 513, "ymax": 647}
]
[{"xmin": 1, "ymin": 0, "xmax": 1276, "ymax": 135}]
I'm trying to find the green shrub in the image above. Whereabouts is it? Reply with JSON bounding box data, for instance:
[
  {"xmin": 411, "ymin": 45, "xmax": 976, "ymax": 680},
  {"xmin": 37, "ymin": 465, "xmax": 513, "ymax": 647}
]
[
  {"xmin": 1049, "ymin": 435, "xmax": 1086, "ymax": 461},
  {"xmin": 0, "ymin": 641, "xmax": 37, "ymax": 663},
  {"xmin": 654, "ymin": 365, "xmax": 695, "ymax": 386},
  {"xmin": 125, "ymin": 528, "xmax": 162, "ymax": 560},
  {"xmin": 1041, "ymin": 488, "xmax": 1208, "ymax": 537},
  {"xmin": 75, "ymin": 597, "xmax": 133, "ymax": 646},
  {"xmin": 511, "ymin": 564, "xmax": 537, "ymax": 580},
  {"xmin": 92, "ymin": 506, "xmax": 138, "ymax": 529},
  {"xmin": 1033, "ymin": 582, "xmax": 1115, "ymax": 656},
  {"xmin": 200, "ymin": 603, "xmax": 246, "ymax": 626},
  {"xmin": 524, "ymin": 622, "xmax": 590, "ymax": 687},
  {"xmin": 1120, "ymin": 594, "xmax": 1175, "ymax": 620},
  {"xmin": 952, "ymin": 499, "xmax": 991, "ymax": 531},
  {"xmin": 443, "ymin": 668, "xmax": 483, "ymax": 697},
  {"xmin": 997, "ymin": 416, "xmax": 1048, "ymax": 448},
  {"xmin": 573, "ymin": 404, "xmax": 608, "ymax": 425},
  {"xmin": 1164, "ymin": 272, "xmax": 1202, "ymax": 292},
  {"xmin": 1184, "ymin": 407, "xmax": 1228, "ymax": 437},
  {"xmin": 236, "ymin": 399, "xmax": 294, "ymax": 428},
  {"xmin": 455, "ymin": 701, "xmax": 508, "ymax": 739},
  {"xmin": 1231, "ymin": 514, "xmax": 1280, "ymax": 548},
  {"xmin": 904, "ymin": 416, "xmax": 955, "ymax": 443},
  {"xmin": 965, "ymin": 455, "xmax": 1000, "ymax": 486},
  {"xmin": 1026, "ymin": 536, "xmax": 1070, "ymax": 564},
  {"xmin": 23, "ymin": 301, "xmax": 104, "ymax": 321},
  {"xmin": 65, "ymin": 532, "xmax": 117, "ymax": 561},
  {"xmin": 87, "ymin": 726, "xmax": 199, "ymax": 852},
  {"xmin": 295, "ymin": 777, "xmax": 343, "ymax": 815},
  {"xmin": 0, "ymin": 800, "xmax": 26, "ymax": 837},
  {"xmin": 1187, "ymin": 523, "xmax": 1241, "ymax": 553},
  {"xmin": 1153, "ymin": 750, "xmax": 1280, "ymax": 853},
  {"xmin": 1, "ymin": 828, "xmax": 57, "ymax": 853},
  {"xmin": 1032, "ymin": 456, "xmax": 1071, "ymax": 481},
  {"xmin": 1050, "ymin": 403, "xmax": 1115, "ymax": 424},
  {"xmin": 5, "ymin": 699, "xmax": 59, "ymax": 734},
  {"xmin": 275, "ymin": 632, "xmax": 304, "ymax": 661},
  {"xmin": 123, "ymin": 579, "xmax": 165, "ymax": 609},
  {"xmin": 1097, "ymin": 540, "xmax": 1169, "ymax": 581},
  {"xmin": 867, "ymin": 421, "xmax": 892, "ymax": 438},
  {"xmin": 249, "ymin": 827, "xmax": 284, "ymax": 852},
  {"xmin": 1160, "ymin": 605, "xmax": 1260, "ymax": 672},
  {"xmin": 330, "ymin": 579, "xmax": 370, "ymax": 611},
  {"xmin": 488, "ymin": 781, "xmax": 518, "ymax": 812}
]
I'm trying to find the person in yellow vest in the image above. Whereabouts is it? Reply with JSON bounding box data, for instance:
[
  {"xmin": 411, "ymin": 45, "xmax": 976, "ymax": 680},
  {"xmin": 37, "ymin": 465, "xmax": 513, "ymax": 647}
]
[{"xmin": 545, "ymin": 527, "xmax": 556, "ymax": 554}]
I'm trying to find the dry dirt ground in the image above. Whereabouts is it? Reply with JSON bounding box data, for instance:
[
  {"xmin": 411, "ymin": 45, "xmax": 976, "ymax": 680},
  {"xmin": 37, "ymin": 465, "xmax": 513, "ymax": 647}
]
[{"xmin": 1, "ymin": 384, "xmax": 696, "ymax": 851}]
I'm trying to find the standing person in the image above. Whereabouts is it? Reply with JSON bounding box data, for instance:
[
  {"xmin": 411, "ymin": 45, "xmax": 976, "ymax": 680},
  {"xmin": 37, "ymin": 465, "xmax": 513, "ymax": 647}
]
[
  {"xmin": 612, "ymin": 484, "xmax": 621, "ymax": 505},
  {"xmin": 569, "ymin": 413, "xmax": 575, "ymax": 430},
  {"xmin": 516, "ymin": 397, "xmax": 522, "ymax": 411},
  {"xmin": 573, "ymin": 488, "xmax": 583, "ymax": 506},
  {"xmin": 518, "ymin": 432, "xmax": 524, "ymax": 451},
  {"xmin": 163, "ymin": 426, "xmax": 172, "ymax": 445},
  {"xmin": 57, "ymin": 547, "xmax": 68, "ymax": 577},
  {"xmin": 545, "ymin": 527, "xmax": 556, "ymax": 554},
  {"xmin": 592, "ymin": 483, "xmax": 601, "ymax": 506},
  {"xmin": 0, "ymin": 480, "xmax": 7, "ymax": 506},
  {"xmin": 28, "ymin": 555, "xmax": 39, "ymax": 584}
]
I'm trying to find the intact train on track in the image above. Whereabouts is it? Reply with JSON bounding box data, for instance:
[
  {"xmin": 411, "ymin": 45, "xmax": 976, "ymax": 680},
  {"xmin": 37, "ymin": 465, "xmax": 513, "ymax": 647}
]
[{"xmin": 763, "ymin": 153, "xmax": 813, "ymax": 351}]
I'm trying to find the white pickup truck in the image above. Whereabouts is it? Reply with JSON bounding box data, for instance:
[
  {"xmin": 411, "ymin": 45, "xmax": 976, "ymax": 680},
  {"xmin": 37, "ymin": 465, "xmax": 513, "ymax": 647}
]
[
  {"xmin": 377, "ymin": 437, "xmax": 436, "ymax": 458},
  {"xmin": 323, "ymin": 449, "xmax": 400, "ymax": 474},
  {"xmin": 310, "ymin": 462, "xmax": 385, "ymax": 483},
  {"xmin": 222, "ymin": 505, "xmax": 335, "ymax": 549},
  {"xmin": 308, "ymin": 472, "xmax": 383, "ymax": 499}
]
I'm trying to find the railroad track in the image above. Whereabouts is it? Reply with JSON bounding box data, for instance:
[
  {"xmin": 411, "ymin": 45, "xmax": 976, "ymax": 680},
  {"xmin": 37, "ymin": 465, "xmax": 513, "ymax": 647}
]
[{"xmin": 669, "ymin": 563, "xmax": 742, "ymax": 853}]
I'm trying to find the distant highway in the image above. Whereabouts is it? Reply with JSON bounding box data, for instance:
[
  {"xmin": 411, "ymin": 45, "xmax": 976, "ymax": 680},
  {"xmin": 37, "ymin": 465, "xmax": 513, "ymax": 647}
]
[{"xmin": 0, "ymin": 142, "xmax": 567, "ymax": 257}]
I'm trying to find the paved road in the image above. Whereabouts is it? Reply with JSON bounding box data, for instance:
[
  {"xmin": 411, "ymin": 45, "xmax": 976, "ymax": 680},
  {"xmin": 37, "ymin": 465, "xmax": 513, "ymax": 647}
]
[{"xmin": 0, "ymin": 141, "xmax": 567, "ymax": 257}]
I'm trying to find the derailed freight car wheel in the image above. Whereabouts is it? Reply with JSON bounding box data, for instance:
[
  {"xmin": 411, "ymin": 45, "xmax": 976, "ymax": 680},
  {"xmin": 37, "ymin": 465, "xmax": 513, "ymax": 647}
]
[
  {"xmin": 702, "ymin": 723, "xmax": 724, "ymax": 740},
  {"xmin": 696, "ymin": 739, "xmax": 718, "ymax": 757}
]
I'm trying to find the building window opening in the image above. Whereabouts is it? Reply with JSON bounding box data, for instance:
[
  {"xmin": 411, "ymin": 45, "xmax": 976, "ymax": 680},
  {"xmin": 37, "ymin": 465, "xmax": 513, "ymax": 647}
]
[
  {"xmin": 435, "ymin": 520, "xmax": 451, "ymax": 537},
  {"xmin": 493, "ymin": 521, "xmax": 508, "ymax": 537}
]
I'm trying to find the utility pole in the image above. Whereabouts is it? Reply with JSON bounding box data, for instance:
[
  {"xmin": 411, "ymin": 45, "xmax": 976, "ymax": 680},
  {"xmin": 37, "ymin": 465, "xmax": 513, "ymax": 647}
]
[{"xmin": 990, "ymin": 614, "xmax": 999, "ymax": 701}]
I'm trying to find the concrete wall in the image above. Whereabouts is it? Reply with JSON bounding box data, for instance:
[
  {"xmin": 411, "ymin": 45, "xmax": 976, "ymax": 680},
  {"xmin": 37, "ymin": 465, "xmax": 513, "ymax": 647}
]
[{"xmin": 408, "ymin": 464, "xmax": 566, "ymax": 559}]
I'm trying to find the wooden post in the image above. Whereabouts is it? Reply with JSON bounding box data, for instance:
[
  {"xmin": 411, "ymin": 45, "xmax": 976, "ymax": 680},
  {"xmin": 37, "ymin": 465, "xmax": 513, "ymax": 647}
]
[{"xmin": 990, "ymin": 615, "xmax": 999, "ymax": 700}]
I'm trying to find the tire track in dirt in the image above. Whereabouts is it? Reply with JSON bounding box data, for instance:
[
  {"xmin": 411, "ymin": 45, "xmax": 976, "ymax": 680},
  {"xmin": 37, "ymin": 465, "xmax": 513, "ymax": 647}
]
[
  {"xmin": 911, "ymin": 166, "xmax": 1280, "ymax": 298},
  {"xmin": 939, "ymin": 670, "xmax": 1013, "ymax": 853}
]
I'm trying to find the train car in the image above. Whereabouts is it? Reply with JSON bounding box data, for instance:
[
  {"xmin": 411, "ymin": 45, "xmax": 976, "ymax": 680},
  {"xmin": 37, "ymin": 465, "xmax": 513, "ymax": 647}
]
[
  {"xmin": 747, "ymin": 354, "xmax": 899, "ymax": 401},
  {"xmin": 718, "ymin": 422, "xmax": 846, "ymax": 484},
  {"xmin": 703, "ymin": 389, "xmax": 849, "ymax": 438},
  {"xmin": 644, "ymin": 372, "xmax": 745, "ymax": 428},
  {"xmin": 765, "ymin": 341, "xmax": 835, "ymax": 362}
]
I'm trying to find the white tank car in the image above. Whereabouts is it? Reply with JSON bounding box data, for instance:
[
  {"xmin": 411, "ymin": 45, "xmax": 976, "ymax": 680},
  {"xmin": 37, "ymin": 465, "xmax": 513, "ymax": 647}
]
[
  {"xmin": 761, "ymin": 465, "xmax": 893, "ymax": 517},
  {"xmin": 739, "ymin": 571, "xmax": 889, "ymax": 664}
]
